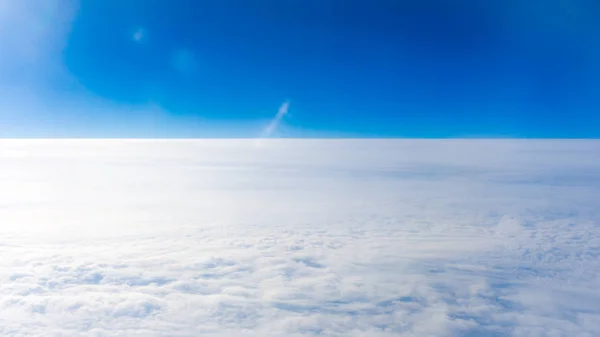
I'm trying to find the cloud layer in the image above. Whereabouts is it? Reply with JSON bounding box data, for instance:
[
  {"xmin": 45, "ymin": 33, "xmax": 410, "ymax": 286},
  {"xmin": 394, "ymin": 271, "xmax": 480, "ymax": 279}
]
[{"xmin": 1, "ymin": 139, "xmax": 600, "ymax": 336}]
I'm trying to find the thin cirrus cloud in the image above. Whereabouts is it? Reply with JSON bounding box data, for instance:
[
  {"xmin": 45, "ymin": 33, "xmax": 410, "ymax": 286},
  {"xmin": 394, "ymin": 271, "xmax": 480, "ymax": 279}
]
[
  {"xmin": 1, "ymin": 139, "xmax": 599, "ymax": 336},
  {"xmin": 260, "ymin": 100, "xmax": 290, "ymax": 138}
]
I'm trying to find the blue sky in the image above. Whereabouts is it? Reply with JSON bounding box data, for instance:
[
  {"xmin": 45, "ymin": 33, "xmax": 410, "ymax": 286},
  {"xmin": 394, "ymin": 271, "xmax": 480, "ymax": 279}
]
[{"xmin": 1, "ymin": 0, "xmax": 599, "ymax": 138}]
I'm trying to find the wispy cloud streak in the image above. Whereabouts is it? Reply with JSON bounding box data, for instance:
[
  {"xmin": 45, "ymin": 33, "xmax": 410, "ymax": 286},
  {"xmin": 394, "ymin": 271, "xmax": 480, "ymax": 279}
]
[{"xmin": 260, "ymin": 101, "xmax": 289, "ymax": 138}]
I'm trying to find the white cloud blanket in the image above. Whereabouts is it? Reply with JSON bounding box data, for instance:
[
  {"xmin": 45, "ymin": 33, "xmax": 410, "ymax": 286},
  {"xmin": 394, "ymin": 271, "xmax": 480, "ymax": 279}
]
[{"xmin": 1, "ymin": 139, "xmax": 599, "ymax": 336}]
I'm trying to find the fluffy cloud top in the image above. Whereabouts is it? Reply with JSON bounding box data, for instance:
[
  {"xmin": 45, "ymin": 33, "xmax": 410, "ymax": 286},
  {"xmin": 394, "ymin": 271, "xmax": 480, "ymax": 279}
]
[{"xmin": 1, "ymin": 139, "xmax": 599, "ymax": 336}]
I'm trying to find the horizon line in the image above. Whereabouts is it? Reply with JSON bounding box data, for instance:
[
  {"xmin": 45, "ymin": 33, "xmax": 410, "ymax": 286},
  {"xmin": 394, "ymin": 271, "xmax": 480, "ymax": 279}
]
[{"xmin": 0, "ymin": 137, "xmax": 598, "ymax": 141}]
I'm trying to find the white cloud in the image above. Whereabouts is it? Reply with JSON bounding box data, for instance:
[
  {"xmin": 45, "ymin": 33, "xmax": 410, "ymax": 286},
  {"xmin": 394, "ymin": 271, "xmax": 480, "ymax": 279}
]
[
  {"xmin": 260, "ymin": 101, "xmax": 290, "ymax": 138},
  {"xmin": 1, "ymin": 139, "xmax": 600, "ymax": 336}
]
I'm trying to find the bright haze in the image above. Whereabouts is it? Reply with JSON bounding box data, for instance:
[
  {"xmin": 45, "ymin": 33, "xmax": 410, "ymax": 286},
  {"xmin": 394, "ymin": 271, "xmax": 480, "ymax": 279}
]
[{"xmin": 1, "ymin": 1, "xmax": 600, "ymax": 337}]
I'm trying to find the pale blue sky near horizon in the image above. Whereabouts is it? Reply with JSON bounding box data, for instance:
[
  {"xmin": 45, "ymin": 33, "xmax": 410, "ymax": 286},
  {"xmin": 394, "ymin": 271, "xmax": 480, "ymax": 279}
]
[{"xmin": 1, "ymin": 0, "xmax": 599, "ymax": 138}]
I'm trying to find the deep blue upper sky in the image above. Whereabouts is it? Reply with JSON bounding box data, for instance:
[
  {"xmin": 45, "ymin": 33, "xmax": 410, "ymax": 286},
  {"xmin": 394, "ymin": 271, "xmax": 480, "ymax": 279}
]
[{"xmin": 1, "ymin": 0, "xmax": 599, "ymax": 137}]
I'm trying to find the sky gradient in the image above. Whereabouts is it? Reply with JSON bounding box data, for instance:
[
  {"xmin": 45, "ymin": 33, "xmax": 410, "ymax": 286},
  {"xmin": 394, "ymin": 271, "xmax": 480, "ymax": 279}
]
[{"xmin": 1, "ymin": 0, "xmax": 599, "ymax": 138}]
